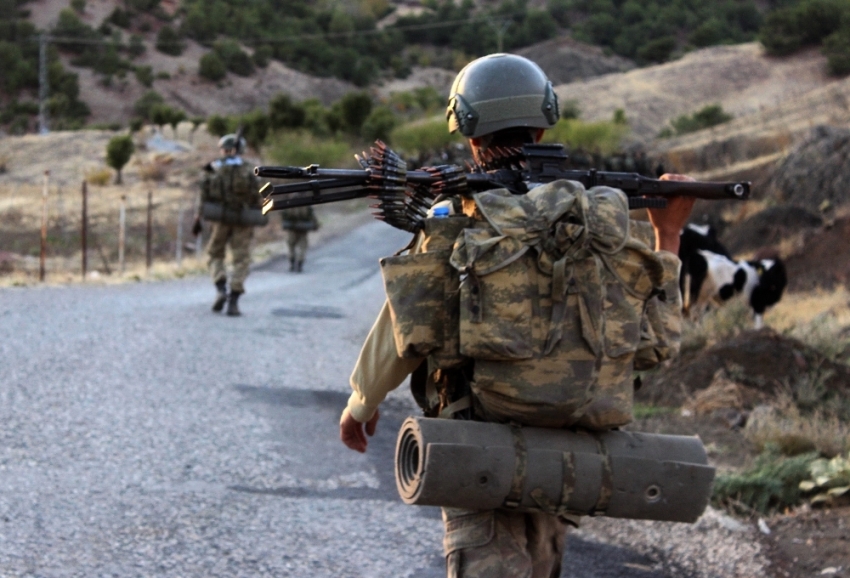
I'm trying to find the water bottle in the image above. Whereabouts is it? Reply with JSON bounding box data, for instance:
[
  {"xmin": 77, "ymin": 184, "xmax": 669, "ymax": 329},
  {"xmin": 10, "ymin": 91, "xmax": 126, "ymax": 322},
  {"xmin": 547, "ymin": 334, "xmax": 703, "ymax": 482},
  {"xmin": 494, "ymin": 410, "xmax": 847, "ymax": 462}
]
[{"xmin": 432, "ymin": 205, "xmax": 450, "ymax": 218}]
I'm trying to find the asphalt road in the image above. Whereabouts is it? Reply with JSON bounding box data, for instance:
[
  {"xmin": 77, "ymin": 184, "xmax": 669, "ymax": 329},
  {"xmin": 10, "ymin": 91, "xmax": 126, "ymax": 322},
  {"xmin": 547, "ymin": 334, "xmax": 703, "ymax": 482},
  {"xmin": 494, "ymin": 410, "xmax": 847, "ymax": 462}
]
[{"xmin": 0, "ymin": 221, "xmax": 669, "ymax": 577}]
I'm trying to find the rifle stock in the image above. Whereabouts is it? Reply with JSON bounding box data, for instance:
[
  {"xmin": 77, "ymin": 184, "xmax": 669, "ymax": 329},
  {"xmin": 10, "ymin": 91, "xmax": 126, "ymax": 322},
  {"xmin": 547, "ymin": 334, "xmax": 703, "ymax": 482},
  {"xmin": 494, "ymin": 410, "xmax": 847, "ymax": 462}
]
[{"xmin": 255, "ymin": 142, "xmax": 750, "ymax": 232}]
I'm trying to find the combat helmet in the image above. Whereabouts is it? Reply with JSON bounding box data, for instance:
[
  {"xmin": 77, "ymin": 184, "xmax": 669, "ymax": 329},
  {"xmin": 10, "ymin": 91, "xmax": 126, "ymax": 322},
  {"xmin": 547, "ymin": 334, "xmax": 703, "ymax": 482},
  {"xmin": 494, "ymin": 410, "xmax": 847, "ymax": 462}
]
[
  {"xmin": 446, "ymin": 53, "xmax": 559, "ymax": 139},
  {"xmin": 218, "ymin": 133, "xmax": 246, "ymax": 154}
]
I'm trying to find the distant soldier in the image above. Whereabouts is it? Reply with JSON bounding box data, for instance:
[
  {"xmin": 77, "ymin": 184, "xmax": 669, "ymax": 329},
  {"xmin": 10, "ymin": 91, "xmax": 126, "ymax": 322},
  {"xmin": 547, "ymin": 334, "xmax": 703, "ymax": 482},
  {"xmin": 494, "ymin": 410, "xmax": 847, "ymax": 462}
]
[
  {"xmin": 192, "ymin": 133, "xmax": 266, "ymax": 316},
  {"xmin": 280, "ymin": 206, "xmax": 319, "ymax": 272}
]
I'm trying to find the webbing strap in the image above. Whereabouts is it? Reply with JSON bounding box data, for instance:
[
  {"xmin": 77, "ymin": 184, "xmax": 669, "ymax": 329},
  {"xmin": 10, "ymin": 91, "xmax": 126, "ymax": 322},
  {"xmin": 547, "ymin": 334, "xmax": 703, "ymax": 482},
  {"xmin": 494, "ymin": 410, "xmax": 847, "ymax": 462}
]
[
  {"xmin": 438, "ymin": 395, "xmax": 471, "ymax": 419},
  {"xmin": 560, "ymin": 451, "xmax": 577, "ymax": 509},
  {"xmin": 503, "ymin": 425, "xmax": 527, "ymax": 509},
  {"xmin": 544, "ymin": 255, "xmax": 569, "ymax": 354},
  {"xmin": 593, "ymin": 436, "xmax": 614, "ymax": 515}
]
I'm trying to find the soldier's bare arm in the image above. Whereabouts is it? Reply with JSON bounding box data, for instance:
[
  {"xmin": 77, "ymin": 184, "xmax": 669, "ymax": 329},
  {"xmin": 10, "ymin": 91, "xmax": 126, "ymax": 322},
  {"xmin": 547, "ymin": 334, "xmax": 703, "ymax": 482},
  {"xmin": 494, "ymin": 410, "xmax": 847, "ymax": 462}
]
[{"xmin": 647, "ymin": 174, "xmax": 697, "ymax": 254}]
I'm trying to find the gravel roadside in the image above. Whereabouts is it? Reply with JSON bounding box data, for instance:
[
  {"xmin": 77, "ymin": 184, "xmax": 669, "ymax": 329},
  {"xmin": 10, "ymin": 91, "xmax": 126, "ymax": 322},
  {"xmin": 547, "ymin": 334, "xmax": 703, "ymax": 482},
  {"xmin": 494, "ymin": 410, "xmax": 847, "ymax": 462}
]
[{"xmin": 1, "ymin": 215, "xmax": 774, "ymax": 577}]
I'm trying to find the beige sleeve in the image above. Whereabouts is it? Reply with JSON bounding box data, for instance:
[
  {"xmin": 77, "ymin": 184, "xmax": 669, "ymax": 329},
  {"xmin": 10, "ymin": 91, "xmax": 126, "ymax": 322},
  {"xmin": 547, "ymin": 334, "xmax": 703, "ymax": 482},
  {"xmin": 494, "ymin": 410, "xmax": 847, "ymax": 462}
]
[{"xmin": 347, "ymin": 300, "xmax": 424, "ymax": 423}]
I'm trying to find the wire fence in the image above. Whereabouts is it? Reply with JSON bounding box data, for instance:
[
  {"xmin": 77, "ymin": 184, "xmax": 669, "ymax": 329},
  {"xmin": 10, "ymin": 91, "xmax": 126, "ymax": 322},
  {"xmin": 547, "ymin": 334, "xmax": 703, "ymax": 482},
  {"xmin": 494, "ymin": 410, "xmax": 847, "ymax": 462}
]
[{"xmin": 0, "ymin": 178, "xmax": 203, "ymax": 282}]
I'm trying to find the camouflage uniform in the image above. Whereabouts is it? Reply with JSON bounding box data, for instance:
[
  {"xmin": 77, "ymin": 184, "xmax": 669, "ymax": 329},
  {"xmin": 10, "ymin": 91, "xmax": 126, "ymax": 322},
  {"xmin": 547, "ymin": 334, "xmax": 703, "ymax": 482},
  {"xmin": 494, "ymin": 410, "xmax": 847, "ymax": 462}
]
[
  {"xmin": 347, "ymin": 181, "xmax": 683, "ymax": 577},
  {"xmin": 280, "ymin": 206, "xmax": 319, "ymax": 272},
  {"xmin": 200, "ymin": 156, "xmax": 262, "ymax": 294}
]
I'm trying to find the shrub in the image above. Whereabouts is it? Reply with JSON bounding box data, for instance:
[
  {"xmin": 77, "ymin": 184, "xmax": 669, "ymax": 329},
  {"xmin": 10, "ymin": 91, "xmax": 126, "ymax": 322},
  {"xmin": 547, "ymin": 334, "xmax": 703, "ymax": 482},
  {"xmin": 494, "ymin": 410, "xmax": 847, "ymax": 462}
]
[
  {"xmin": 84, "ymin": 166, "xmax": 113, "ymax": 186},
  {"xmin": 336, "ymin": 91, "xmax": 373, "ymax": 134},
  {"xmin": 70, "ymin": 0, "xmax": 85, "ymax": 14},
  {"xmin": 108, "ymin": 8, "xmax": 131, "ymax": 28},
  {"xmin": 156, "ymin": 25, "xmax": 185, "ymax": 56},
  {"xmin": 264, "ymin": 130, "xmax": 354, "ymax": 168},
  {"xmin": 252, "ymin": 45, "xmax": 272, "ymax": 68},
  {"xmin": 760, "ymin": 0, "xmax": 849, "ymax": 56},
  {"xmin": 664, "ymin": 104, "xmax": 733, "ymax": 137},
  {"xmin": 361, "ymin": 106, "xmax": 398, "ymax": 143},
  {"xmin": 390, "ymin": 116, "xmax": 463, "ymax": 157},
  {"xmin": 712, "ymin": 446, "xmax": 819, "ymax": 515},
  {"xmin": 199, "ymin": 52, "xmax": 226, "ymax": 82},
  {"xmin": 238, "ymin": 109, "xmax": 270, "ymax": 149},
  {"xmin": 269, "ymin": 93, "xmax": 305, "ymax": 130},
  {"xmin": 636, "ymin": 35, "xmax": 677, "ymax": 64},
  {"xmin": 132, "ymin": 90, "xmax": 164, "ymax": 121},
  {"xmin": 542, "ymin": 118, "xmax": 629, "ymax": 157},
  {"xmin": 824, "ymin": 27, "xmax": 850, "ymax": 76},
  {"xmin": 214, "ymin": 39, "xmax": 254, "ymax": 76},
  {"xmin": 134, "ymin": 65, "xmax": 153, "ymax": 87},
  {"xmin": 206, "ymin": 114, "xmax": 233, "ymax": 137},
  {"xmin": 127, "ymin": 34, "xmax": 146, "ymax": 58}
]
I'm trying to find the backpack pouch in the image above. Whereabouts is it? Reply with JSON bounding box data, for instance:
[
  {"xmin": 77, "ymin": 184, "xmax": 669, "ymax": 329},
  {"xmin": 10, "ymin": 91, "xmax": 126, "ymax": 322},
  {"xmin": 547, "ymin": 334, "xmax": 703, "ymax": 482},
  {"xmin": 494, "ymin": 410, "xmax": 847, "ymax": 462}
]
[{"xmin": 451, "ymin": 228, "xmax": 536, "ymax": 361}]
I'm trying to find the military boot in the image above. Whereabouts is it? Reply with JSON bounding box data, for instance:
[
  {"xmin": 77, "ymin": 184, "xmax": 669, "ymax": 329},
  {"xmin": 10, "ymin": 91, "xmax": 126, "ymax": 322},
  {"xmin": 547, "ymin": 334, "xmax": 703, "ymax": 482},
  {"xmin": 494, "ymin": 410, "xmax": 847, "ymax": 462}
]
[
  {"xmin": 226, "ymin": 290, "xmax": 243, "ymax": 317},
  {"xmin": 296, "ymin": 260, "xmax": 304, "ymax": 273},
  {"xmin": 289, "ymin": 256, "xmax": 296, "ymax": 272},
  {"xmin": 212, "ymin": 279, "xmax": 227, "ymax": 312}
]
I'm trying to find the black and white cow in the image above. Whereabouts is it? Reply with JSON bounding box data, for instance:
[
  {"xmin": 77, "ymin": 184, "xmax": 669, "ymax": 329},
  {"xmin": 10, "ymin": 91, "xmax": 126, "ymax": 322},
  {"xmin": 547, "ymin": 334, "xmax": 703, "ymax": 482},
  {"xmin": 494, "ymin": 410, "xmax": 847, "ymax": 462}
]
[{"xmin": 678, "ymin": 224, "xmax": 787, "ymax": 328}]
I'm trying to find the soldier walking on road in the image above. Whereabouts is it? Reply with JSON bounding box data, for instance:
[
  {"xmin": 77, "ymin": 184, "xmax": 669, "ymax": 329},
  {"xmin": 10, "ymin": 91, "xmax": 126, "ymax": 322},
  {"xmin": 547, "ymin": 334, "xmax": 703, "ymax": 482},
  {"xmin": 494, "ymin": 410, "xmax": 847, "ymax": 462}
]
[
  {"xmin": 192, "ymin": 133, "xmax": 266, "ymax": 316},
  {"xmin": 280, "ymin": 206, "xmax": 319, "ymax": 272},
  {"xmin": 338, "ymin": 53, "xmax": 697, "ymax": 578}
]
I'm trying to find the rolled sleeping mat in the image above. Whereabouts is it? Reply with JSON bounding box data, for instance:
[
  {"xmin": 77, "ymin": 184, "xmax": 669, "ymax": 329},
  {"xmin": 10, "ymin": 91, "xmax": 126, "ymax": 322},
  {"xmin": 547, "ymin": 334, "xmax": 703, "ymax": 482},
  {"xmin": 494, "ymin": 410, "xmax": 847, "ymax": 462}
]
[
  {"xmin": 202, "ymin": 202, "xmax": 269, "ymax": 226},
  {"xmin": 395, "ymin": 416, "xmax": 715, "ymax": 523}
]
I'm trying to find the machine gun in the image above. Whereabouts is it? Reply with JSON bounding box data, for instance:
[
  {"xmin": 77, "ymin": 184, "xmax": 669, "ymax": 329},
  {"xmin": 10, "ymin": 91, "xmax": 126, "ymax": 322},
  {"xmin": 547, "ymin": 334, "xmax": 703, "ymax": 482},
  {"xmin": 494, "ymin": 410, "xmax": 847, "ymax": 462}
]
[{"xmin": 255, "ymin": 141, "xmax": 750, "ymax": 233}]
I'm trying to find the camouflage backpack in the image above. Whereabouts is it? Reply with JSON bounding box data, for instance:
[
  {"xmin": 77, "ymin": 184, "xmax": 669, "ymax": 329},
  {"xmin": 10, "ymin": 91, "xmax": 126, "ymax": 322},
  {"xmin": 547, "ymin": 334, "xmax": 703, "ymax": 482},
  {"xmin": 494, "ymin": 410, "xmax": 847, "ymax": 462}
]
[
  {"xmin": 380, "ymin": 180, "xmax": 681, "ymax": 431},
  {"xmin": 280, "ymin": 206, "xmax": 319, "ymax": 232},
  {"xmin": 201, "ymin": 157, "xmax": 266, "ymax": 226},
  {"xmin": 202, "ymin": 158, "xmax": 259, "ymax": 210}
]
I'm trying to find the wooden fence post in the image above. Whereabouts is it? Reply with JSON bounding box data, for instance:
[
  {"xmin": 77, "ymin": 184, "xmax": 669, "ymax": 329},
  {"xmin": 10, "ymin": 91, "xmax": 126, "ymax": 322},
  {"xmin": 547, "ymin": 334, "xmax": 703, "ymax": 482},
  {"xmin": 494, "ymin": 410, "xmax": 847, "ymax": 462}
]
[
  {"xmin": 39, "ymin": 170, "xmax": 49, "ymax": 281},
  {"xmin": 81, "ymin": 180, "xmax": 87, "ymax": 280},
  {"xmin": 176, "ymin": 206, "xmax": 184, "ymax": 267},
  {"xmin": 118, "ymin": 194, "xmax": 126, "ymax": 275},
  {"xmin": 146, "ymin": 190, "xmax": 152, "ymax": 271}
]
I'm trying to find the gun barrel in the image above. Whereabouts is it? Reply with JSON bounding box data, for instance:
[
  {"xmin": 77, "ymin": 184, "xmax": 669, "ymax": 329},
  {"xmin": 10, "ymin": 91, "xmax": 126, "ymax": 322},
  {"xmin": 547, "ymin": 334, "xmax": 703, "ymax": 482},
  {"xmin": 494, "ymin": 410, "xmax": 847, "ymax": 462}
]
[
  {"xmin": 562, "ymin": 171, "xmax": 750, "ymax": 201},
  {"xmin": 255, "ymin": 166, "xmax": 373, "ymax": 180}
]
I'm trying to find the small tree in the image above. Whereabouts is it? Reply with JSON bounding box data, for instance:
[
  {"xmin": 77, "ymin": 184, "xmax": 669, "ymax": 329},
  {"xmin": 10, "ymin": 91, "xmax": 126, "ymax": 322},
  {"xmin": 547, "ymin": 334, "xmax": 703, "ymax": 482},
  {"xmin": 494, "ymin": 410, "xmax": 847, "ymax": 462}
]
[
  {"xmin": 199, "ymin": 52, "xmax": 226, "ymax": 82},
  {"xmin": 106, "ymin": 134, "xmax": 135, "ymax": 184}
]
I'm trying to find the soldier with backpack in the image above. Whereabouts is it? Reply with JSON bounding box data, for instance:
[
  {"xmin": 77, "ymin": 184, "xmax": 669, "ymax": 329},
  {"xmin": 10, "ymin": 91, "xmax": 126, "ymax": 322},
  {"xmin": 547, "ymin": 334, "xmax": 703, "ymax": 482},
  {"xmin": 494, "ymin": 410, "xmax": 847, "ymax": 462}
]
[
  {"xmin": 338, "ymin": 53, "xmax": 697, "ymax": 578},
  {"xmin": 280, "ymin": 205, "xmax": 319, "ymax": 272},
  {"xmin": 192, "ymin": 133, "xmax": 267, "ymax": 316}
]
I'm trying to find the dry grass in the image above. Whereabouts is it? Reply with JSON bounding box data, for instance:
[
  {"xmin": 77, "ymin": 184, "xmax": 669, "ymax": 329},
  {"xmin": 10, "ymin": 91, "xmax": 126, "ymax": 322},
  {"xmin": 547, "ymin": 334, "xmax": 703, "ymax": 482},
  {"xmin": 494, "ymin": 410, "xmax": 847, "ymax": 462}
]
[
  {"xmin": 683, "ymin": 370, "xmax": 745, "ymax": 416},
  {"xmin": 84, "ymin": 167, "xmax": 113, "ymax": 186},
  {"xmin": 745, "ymin": 393, "xmax": 850, "ymax": 458}
]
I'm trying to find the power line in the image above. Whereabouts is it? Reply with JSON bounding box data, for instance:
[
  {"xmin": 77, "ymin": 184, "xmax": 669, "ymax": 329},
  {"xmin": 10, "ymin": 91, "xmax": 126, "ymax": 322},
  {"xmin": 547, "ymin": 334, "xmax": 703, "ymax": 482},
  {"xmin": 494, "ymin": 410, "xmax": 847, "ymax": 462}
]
[{"xmin": 21, "ymin": 10, "xmax": 529, "ymax": 48}]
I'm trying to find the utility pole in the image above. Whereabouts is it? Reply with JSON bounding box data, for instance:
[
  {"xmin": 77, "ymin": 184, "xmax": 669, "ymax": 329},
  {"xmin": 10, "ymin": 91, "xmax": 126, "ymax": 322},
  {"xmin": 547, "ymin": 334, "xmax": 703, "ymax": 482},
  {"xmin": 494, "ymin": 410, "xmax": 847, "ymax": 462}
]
[
  {"xmin": 118, "ymin": 195, "xmax": 126, "ymax": 275},
  {"xmin": 38, "ymin": 33, "xmax": 49, "ymax": 135}
]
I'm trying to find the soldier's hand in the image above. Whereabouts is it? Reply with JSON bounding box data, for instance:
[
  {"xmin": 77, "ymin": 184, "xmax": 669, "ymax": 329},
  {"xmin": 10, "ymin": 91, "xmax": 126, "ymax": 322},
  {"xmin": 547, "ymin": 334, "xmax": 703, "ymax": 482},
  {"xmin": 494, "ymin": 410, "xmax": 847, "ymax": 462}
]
[
  {"xmin": 340, "ymin": 407, "xmax": 379, "ymax": 453},
  {"xmin": 191, "ymin": 217, "xmax": 203, "ymax": 236},
  {"xmin": 648, "ymin": 173, "xmax": 696, "ymax": 254}
]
